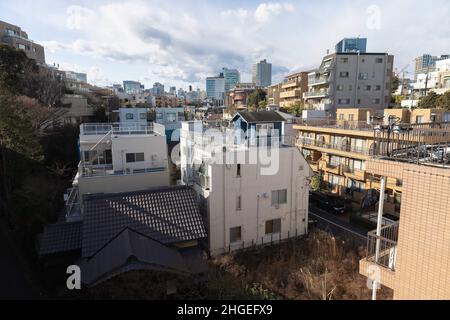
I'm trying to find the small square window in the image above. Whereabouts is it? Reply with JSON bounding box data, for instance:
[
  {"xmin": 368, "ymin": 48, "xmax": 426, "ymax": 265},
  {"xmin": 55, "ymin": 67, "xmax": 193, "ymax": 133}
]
[
  {"xmin": 230, "ymin": 227, "xmax": 242, "ymax": 243},
  {"xmin": 126, "ymin": 153, "xmax": 135, "ymax": 163},
  {"xmin": 126, "ymin": 113, "xmax": 134, "ymax": 120},
  {"xmin": 135, "ymin": 153, "xmax": 145, "ymax": 162},
  {"xmin": 265, "ymin": 219, "xmax": 281, "ymax": 235},
  {"xmin": 139, "ymin": 113, "xmax": 147, "ymax": 120}
]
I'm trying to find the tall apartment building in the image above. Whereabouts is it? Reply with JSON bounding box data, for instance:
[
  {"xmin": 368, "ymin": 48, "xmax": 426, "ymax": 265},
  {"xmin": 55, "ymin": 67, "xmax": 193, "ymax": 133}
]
[
  {"xmin": 304, "ymin": 52, "xmax": 394, "ymax": 113},
  {"xmin": 206, "ymin": 73, "xmax": 226, "ymax": 106},
  {"xmin": 123, "ymin": 80, "xmax": 144, "ymax": 94},
  {"xmin": 294, "ymin": 107, "xmax": 450, "ymax": 225},
  {"xmin": 335, "ymin": 37, "xmax": 367, "ymax": 53},
  {"xmin": 359, "ymin": 123, "xmax": 450, "ymax": 300},
  {"xmin": 152, "ymin": 82, "xmax": 165, "ymax": 96},
  {"xmin": 414, "ymin": 53, "xmax": 450, "ymax": 79},
  {"xmin": 0, "ymin": 20, "xmax": 45, "ymax": 64},
  {"xmin": 252, "ymin": 59, "xmax": 272, "ymax": 88},
  {"xmin": 180, "ymin": 111, "xmax": 312, "ymax": 256},
  {"xmin": 222, "ymin": 68, "xmax": 240, "ymax": 92},
  {"xmin": 279, "ymin": 71, "xmax": 310, "ymax": 108},
  {"xmin": 413, "ymin": 58, "xmax": 450, "ymax": 97}
]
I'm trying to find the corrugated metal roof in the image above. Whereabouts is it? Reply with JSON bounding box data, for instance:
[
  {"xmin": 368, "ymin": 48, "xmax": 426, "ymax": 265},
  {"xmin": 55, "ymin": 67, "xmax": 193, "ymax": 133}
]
[
  {"xmin": 82, "ymin": 186, "xmax": 207, "ymax": 258},
  {"xmin": 39, "ymin": 222, "xmax": 82, "ymax": 256}
]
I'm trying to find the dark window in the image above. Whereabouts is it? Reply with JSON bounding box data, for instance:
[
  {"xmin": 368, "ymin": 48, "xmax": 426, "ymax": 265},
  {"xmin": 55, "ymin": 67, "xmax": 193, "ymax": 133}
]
[
  {"xmin": 230, "ymin": 227, "xmax": 242, "ymax": 243},
  {"xmin": 237, "ymin": 164, "xmax": 241, "ymax": 177},
  {"xmin": 126, "ymin": 153, "xmax": 145, "ymax": 163},
  {"xmin": 126, "ymin": 153, "xmax": 135, "ymax": 163},
  {"xmin": 265, "ymin": 219, "xmax": 281, "ymax": 235}
]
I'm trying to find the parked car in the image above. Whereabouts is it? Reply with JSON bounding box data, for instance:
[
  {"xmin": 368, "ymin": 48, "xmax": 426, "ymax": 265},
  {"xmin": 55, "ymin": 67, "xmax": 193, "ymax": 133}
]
[{"xmin": 309, "ymin": 191, "xmax": 347, "ymax": 215}]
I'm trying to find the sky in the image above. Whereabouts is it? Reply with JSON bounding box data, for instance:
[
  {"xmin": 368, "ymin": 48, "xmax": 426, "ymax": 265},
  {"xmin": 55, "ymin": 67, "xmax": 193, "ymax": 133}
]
[{"xmin": 1, "ymin": 0, "xmax": 450, "ymax": 90}]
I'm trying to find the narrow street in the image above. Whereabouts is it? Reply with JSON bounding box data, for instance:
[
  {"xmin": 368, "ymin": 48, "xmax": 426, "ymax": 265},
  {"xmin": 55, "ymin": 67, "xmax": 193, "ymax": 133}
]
[{"xmin": 309, "ymin": 205, "xmax": 369, "ymax": 243}]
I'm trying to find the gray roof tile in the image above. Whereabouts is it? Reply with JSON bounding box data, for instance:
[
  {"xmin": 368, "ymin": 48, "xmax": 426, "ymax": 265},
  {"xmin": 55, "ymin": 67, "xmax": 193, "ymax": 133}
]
[
  {"xmin": 39, "ymin": 222, "xmax": 82, "ymax": 256},
  {"xmin": 82, "ymin": 186, "xmax": 207, "ymax": 258}
]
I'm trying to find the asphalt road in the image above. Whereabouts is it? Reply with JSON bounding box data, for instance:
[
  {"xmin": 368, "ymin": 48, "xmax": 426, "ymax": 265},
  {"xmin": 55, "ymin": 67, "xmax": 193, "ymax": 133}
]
[{"xmin": 309, "ymin": 205, "xmax": 369, "ymax": 241}]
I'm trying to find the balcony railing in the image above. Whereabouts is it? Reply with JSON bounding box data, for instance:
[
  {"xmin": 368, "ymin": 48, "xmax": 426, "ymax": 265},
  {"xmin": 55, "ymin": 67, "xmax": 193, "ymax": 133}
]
[
  {"xmin": 296, "ymin": 137, "xmax": 374, "ymax": 155},
  {"xmin": 80, "ymin": 122, "xmax": 165, "ymax": 136},
  {"xmin": 366, "ymin": 222, "xmax": 399, "ymax": 271},
  {"xmin": 78, "ymin": 161, "xmax": 168, "ymax": 178},
  {"xmin": 308, "ymin": 76, "xmax": 329, "ymax": 86},
  {"xmin": 304, "ymin": 89, "xmax": 330, "ymax": 98},
  {"xmin": 294, "ymin": 119, "xmax": 383, "ymax": 131}
]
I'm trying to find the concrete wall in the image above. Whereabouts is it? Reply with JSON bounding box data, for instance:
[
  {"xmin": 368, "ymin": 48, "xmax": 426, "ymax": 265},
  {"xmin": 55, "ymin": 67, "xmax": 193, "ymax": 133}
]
[{"xmin": 78, "ymin": 170, "xmax": 170, "ymax": 196}]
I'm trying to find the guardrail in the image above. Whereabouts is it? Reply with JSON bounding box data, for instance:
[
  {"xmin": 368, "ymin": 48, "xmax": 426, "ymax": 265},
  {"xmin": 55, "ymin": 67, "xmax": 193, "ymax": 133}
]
[
  {"xmin": 80, "ymin": 122, "xmax": 166, "ymax": 136},
  {"xmin": 296, "ymin": 137, "xmax": 374, "ymax": 155},
  {"xmin": 79, "ymin": 162, "xmax": 168, "ymax": 177}
]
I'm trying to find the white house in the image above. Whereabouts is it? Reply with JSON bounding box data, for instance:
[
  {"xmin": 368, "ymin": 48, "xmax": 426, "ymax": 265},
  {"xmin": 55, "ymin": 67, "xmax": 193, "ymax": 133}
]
[
  {"xmin": 180, "ymin": 111, "xmax": 312, "ymax": 256},
  {"xmin": 66, "ymin": 118, "xmax": 169, "ymax": 222}
]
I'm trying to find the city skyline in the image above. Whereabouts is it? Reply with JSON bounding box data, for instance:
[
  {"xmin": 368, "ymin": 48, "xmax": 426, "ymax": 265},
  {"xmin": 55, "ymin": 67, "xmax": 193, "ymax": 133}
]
[{"xmin": 1, "ymin": 0, "xmax": 450, "ymax": 90}]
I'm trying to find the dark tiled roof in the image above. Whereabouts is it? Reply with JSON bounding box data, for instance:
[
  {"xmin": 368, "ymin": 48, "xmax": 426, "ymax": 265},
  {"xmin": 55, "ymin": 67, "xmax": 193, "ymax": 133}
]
[
  {"xmin": 39, "ymin": 222, "xmax": 82, "ymax": 256},
  {"xmin": 80, "ymin": 228, "xmax": 196, "ymax": 286},
  {"xmin": 235, "ymin": 111, "xmax": 285, "ymax": 123},
  {"xmin": 82, "ymin": 186, "xmax": 207, "ymax": 258}
]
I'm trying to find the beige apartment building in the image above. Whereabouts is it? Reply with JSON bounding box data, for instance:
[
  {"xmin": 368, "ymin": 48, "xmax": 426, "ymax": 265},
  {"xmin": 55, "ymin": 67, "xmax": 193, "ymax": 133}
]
[
  {"xmin": 279, "ymin": 71, "xmax": 309, "ymax": 108},
  {"xmin": 267, "ymin": 83, "xmax": 282, "ymax": 106},
  {"xmin": 0, "ymin": 20, "xmax": 45, "ymax": 64},
  {"xmin": 294, "ymin": 107, "xmax": 450, "ymax": 223},
  {"xmin": 359, "ymin": 123, "xmax": 450, "ymax": 299}
]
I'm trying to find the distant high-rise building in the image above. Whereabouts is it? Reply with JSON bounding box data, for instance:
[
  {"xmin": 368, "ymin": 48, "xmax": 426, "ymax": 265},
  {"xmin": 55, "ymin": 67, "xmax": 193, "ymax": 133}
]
[
  {"xmin": 123, "ymin": 81, "xmax": 143, "ymax": 94},
  {"xmin": 414, "ymin": 54, "xmax": 450, "ymax": 79},
  {"xmin": 65, "ymin": 71, "xmax": 87, "ymax": 83},
  {"xmin": 189, "ymin": 85, "xmax": 193, "ymax": 92},
  {"xmin": 169, "ymin": 86, "xmax": 176, "ymax": 96},
  {"xmin": 252, "ymin": 59, "xmax": 272, "ymax": 88},
  {"xmin": 206, "ymin": 73, "xmax": 225, "ymax": 106},
  {"xmin": 222, "ymin": 67, "xmax": 240, "ymax": 92},
  {"xmin": 0, "ymin": 20, "xmax": 46, "ymax": 64},
  {"xmin": 152, "ymin": 82, "xmax": 165, "ymax": 96},
  {"xmin": 335, "ymin": 37, "xmax": 367, "ymax": 53}
]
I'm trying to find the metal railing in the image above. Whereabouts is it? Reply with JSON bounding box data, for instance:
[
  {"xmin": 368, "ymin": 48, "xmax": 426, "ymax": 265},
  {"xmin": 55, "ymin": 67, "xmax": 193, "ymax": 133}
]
[
  {"xmin": 80, "ymin": 122, "xmax": 166, "ymax": 136},
  {"xmin": 366, "ymin": 222, "xmax": 399, "ymax": 271},
  {"xmin": 296, "ymin": 137, "xmax": 374, "ymax": 155},
  {"xmin": 294, "ymin": 119, "xmax": 383, "ymax": 131},
  {"xmin": 65, "ymin": 187, "xmax": 81, "ymax": 221},
  {"xmin": 78, "ymin": 161, "xmax": 168, "ymax": 177},
  {"xmin": 187, "ymin": 134, "xmax": 296, "ymax": 150},
  {"xmin": 308, "ymin": 76, "xmax": 329, "ymax": 85},
  {"xmin": 304, "ymin": 89, "xmax": 330, "ymax": 98}
]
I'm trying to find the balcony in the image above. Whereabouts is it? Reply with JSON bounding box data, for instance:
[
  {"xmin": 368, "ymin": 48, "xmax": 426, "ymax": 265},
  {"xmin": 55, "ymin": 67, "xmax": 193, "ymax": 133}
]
[
  {"xmin": 308, "ymin": 161, "xmax": 320, "ymax": 172},
  {"xmin": 296, "ymin": 137, "xmax": 373, "ymax": 156},
  {"xmin": 366, "ymin": 222, "xmax": 399, "ymax": 271},
  {"xmin": 281, "ymin": 80, "xmax": 301, "ymax": 89},
  {"xmin": 280, "ymin": 89, "xmax": 302, "ymax": 99},
  {"xmin": 304, "ymin": 89, "xmax": 330, "ymax": 99},
  {"xmin": 308, "ymin": 76, "xmax": 329, "ymax": 86},
  {"xmin": 325, "ymin": 163, "xmax": 342, "ymax": 175},
  {"xmin": 342, "ymin": 166, "xmax": 367, "ymax": 181}
]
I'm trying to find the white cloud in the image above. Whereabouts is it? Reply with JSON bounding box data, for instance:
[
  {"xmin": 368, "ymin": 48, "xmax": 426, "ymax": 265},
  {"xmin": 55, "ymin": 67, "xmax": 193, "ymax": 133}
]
[{"xmin": 254, "ymin": 2, "xmax": 295, "ymax": 24}]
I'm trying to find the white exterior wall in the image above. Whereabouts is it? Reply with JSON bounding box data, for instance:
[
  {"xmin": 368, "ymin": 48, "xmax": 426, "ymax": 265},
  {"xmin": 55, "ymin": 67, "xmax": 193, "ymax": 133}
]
[
  {"xmin": 180, "ymin": 124, "xmax": 311, "ymax": 256},
  {"xmin": 110, "ymin": 135, "xmax": 168, "ymax": 172},
  {"xmin": 206, "ymin": 148, "xmax": 310, "ymax": 256}
]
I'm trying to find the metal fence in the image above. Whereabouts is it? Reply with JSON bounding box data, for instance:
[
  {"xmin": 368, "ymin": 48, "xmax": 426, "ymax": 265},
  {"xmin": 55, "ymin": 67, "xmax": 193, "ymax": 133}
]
[{"xmin": 366, "ymin": 222, "xmax": 399, "ymax": 271}]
